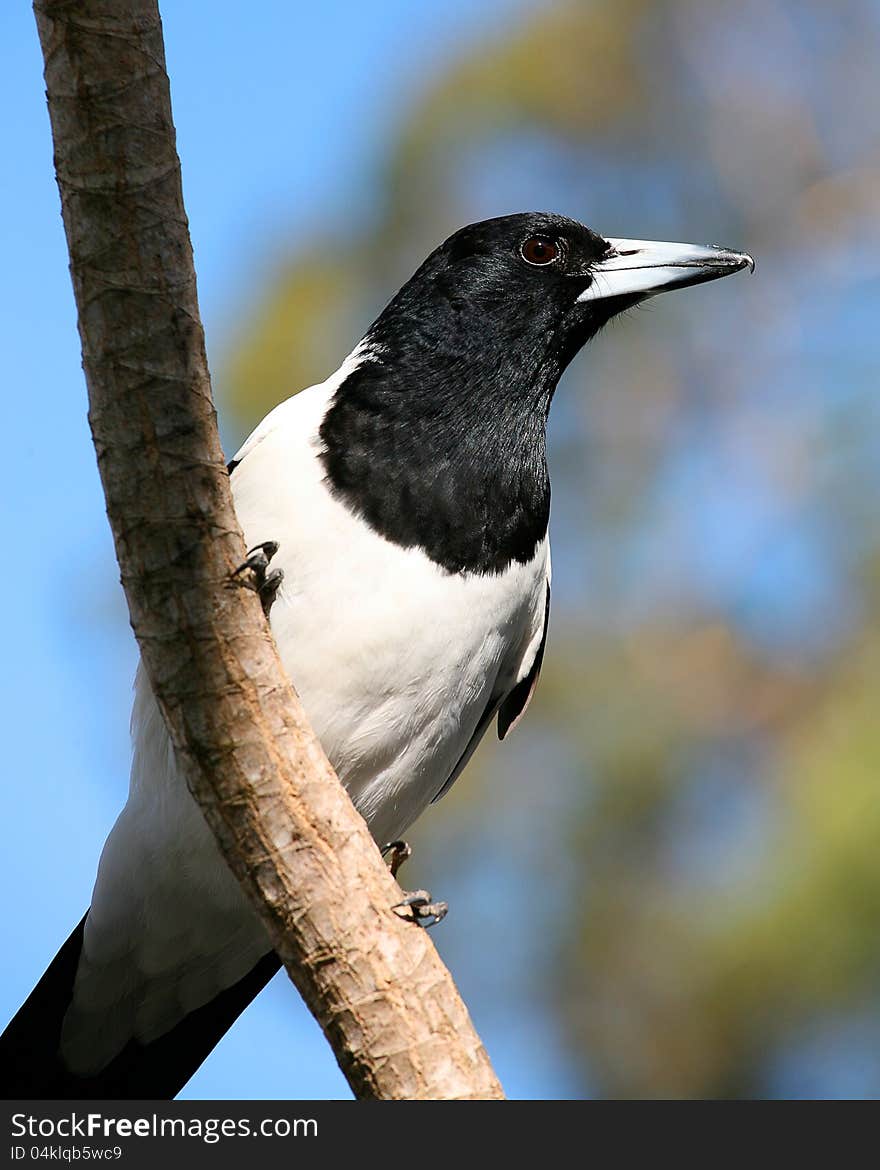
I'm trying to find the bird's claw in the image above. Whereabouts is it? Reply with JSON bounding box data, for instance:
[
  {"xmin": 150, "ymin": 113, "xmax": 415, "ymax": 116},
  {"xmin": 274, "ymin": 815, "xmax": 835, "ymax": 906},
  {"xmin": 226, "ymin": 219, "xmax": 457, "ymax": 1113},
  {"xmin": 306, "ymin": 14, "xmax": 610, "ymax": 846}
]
[
  {"xmin": 382, "ymin": 843, "xmax": 446, "ymax": 924},
  {"xmin": 392, "ymin": 890, "xmax": 448, "ymax": 928},
  {"xmin": 233, "ymin": 541, "xmax": 284, "ymax": 616},
  {"xmin": 381, "ymin": 839, "xmax": 412, "ymax": 879}
]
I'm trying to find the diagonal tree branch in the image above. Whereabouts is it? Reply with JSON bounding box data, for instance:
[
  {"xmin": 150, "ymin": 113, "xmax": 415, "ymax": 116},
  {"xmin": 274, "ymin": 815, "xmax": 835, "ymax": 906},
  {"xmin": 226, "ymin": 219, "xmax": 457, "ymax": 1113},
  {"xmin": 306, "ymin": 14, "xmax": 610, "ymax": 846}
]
[{"xmin": 33, "ymin": 0, "xmax": 503, "ymax": 1101}]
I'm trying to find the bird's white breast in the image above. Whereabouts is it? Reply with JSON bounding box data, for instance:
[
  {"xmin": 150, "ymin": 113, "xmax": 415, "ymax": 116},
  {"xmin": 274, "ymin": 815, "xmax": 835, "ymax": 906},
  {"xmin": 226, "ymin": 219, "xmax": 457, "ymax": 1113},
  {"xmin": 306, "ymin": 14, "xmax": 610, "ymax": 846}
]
[
  {"xmin": 232, "ymin": 373, "xmax": 548, "ymax": 843},
  {"xmin": 62, "ymin": 357, "xmax": 548, "ymax": 1072}
]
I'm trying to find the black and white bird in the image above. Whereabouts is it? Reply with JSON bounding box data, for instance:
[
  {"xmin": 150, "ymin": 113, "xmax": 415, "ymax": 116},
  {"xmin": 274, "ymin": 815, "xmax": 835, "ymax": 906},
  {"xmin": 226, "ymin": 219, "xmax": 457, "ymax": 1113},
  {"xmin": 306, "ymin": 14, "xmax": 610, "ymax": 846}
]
[{"xmin": 1, "ymin": 213, "xmax": 752, "ymax": 1098}]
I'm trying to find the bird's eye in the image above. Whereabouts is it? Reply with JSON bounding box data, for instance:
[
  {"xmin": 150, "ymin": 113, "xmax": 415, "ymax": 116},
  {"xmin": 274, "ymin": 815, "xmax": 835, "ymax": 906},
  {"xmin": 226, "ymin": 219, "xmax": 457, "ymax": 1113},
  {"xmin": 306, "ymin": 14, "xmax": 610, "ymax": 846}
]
[{"xmin": 520, "ymin": 236, "xmax": 561, "ymax": 267}]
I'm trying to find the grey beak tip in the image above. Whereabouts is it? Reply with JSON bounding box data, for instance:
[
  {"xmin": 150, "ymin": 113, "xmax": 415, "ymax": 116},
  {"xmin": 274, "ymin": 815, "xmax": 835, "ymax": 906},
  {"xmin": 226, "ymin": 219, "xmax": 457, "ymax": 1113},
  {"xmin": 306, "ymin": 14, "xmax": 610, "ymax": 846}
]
[{"xmin": 722, "ymin": 248, "xmax": 755, "ymax": 274}]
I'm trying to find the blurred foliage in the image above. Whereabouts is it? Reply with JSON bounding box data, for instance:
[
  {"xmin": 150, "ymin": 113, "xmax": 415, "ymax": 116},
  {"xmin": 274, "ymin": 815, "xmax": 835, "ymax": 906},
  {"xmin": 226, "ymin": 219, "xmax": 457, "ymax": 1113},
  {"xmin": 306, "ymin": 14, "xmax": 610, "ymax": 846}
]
[{"xmin": 219, "ymin": 0, "xmax": 880, "ymax": 1097}]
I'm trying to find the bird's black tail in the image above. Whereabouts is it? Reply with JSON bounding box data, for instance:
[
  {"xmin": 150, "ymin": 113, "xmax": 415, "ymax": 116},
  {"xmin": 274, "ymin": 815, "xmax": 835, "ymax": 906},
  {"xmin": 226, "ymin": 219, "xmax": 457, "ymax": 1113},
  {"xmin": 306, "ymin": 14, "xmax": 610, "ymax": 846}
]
[{"xmin": 0, "ymin": 914, "xmax": 280, "ymax": 1099}]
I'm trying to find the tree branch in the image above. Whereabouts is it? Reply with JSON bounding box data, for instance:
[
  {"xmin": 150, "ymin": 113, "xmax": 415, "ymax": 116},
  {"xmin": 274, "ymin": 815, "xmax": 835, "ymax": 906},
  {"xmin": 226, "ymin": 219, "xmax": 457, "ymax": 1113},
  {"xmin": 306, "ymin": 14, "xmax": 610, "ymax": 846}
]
[{"xmin": 33, "ymin": 0, "xmax": 503, "ymax": 1101}]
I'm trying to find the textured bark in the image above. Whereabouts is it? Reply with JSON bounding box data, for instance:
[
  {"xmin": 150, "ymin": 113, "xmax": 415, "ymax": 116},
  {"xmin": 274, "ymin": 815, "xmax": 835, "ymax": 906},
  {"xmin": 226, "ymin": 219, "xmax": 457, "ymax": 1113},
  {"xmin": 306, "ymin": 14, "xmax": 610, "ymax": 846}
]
[{"xmin": 33, "ymin": 0, "xmax": 504, "ymax": 1101}]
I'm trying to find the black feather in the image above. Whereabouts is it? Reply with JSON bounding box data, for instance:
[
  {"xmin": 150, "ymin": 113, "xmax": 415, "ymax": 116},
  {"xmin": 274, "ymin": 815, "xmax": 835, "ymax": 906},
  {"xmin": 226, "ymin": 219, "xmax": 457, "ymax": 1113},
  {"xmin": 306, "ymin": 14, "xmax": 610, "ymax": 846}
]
[
  {"xmin": 0, "ymin": 914, "xmax": 279, "ymax": 1100},
  {"xmin": 320, "ymin": 213, "xmax": 617, "ymax": 575}
]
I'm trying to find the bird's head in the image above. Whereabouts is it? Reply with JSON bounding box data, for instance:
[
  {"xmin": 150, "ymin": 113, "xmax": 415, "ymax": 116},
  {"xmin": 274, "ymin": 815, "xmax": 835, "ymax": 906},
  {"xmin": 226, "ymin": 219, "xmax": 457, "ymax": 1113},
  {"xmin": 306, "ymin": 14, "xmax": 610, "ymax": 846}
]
[
  {"xmin": 368, "ymin": 212, "xmax": 754, "ymax": 407},
  {"xmin": 323, "ymin": 212, "xmax": 753, "ymax": 573}
]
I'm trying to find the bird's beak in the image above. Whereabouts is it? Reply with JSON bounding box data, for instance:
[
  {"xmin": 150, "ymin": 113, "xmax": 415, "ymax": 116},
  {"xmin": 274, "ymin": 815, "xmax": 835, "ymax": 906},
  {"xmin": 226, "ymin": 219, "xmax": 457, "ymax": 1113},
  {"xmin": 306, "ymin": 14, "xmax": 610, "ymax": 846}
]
[{"xmin": 577, "ymin": 238, "xmax": 755, "ymax": 302}]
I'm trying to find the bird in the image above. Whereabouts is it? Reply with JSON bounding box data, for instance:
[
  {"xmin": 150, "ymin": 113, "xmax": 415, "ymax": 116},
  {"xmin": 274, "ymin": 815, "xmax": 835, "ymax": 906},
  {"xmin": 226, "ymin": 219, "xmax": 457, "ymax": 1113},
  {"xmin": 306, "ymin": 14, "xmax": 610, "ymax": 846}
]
[{"xmin": 0, "ymin": 212, "xmax": 753, "ymax": 1099}]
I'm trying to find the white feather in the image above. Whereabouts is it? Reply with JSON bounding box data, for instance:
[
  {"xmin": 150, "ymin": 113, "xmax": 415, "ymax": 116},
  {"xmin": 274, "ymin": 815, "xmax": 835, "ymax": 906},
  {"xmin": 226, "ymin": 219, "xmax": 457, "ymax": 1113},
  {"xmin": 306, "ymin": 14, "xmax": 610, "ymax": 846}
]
[{"xmin": 61, "ymin": 348, "xmax": 549, "ymax": 1071}]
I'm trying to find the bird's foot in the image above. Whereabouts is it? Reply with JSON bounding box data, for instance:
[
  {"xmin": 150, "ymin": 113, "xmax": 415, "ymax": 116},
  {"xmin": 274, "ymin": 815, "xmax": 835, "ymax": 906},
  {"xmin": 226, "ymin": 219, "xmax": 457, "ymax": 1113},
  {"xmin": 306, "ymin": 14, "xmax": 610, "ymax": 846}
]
[
  {"xmin": 233, "ymin": 541, "xmax": 284, "ymax": 616},
  {"xmin": 381, "ymin": 839, "xmax": 412, "ymax": 879},
  {"xmin": 392, "ymin": 890, "xmax": 448, "ymax": 929},
  {"xmin": 383, "ymin": 842, "xmax": 446, "ymax": 925}
]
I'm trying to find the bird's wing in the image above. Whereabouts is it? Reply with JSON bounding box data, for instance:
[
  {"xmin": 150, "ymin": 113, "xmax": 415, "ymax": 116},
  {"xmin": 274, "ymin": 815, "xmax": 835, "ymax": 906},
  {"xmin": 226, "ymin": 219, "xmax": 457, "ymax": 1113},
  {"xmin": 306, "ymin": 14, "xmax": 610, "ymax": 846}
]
[
  {"xmin": 497, "ymin": 579, "xmax": 551, "ymax": 740},
  {"xmin": 226, "ymin": 394, "xmax": 303, "ymax": 475},
  {"xmin": 432, "ymin": 575, "xmax": 551, "ymax": 806},
  {"xmin": 227, "ymin": 342, "xmax": 374, "ymax": 475}
]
